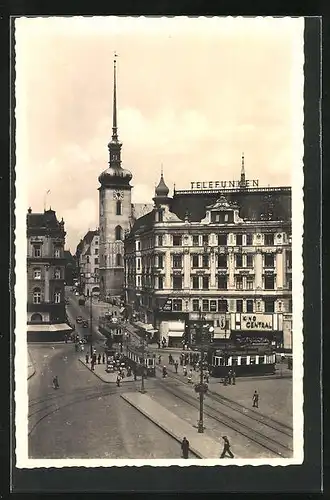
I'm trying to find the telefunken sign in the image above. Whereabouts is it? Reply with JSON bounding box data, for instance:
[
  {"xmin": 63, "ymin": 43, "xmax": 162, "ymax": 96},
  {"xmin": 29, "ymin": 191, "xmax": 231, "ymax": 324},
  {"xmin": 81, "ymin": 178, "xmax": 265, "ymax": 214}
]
[{"xmin": 190, "ymin": 179, "xmax": 259, "ymax": 190}]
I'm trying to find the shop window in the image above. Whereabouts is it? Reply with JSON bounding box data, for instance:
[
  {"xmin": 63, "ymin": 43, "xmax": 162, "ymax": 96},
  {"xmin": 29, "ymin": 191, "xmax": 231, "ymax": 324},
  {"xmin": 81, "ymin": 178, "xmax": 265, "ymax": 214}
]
[
  {"xmin": 202, "ymin": 299, "xmax": 209, "ymax": 312},
  {"xmin": 264, "ymin": 233, "xmax": 274, "ymax": 245},
  {"xmin": 192, "ymin": 276, "xmax": 199, "ymax": 289},
  {"xmin": 246, "ymin": 234, "xmax": 253, "ymax": 245},
  {"xmin": 115, "ymin": 225, "xmax": 122, "ymax": 241},
  {"xmin": 246, "ymin": 299, "xmax": 254, "ymax": 313},
  {"xmin": 116, "ymin": 200, "xmax": 122, "ymax": 215},
  {"xmin": 218, "ymin": 234, "xmax": 227, "ymax": 246},
  {"xmin": 202, "ymin": 254, "xmax": 209, "ymax": 268},
  {"xmin": 173, "ymin": 235, "xmax": 182, "ymax": 246},
  {"xmin": 232, "ymin": 357, "xmax": 238, "ymax": 366},
  {"xmin": 218, "ymin": 299, "xmax": 227, "ymax": 312},
  {"xmin": 192, "ymin": 299, "xmax": 200, "ymax": 312},
  {"xmin": 264, "ymin": 299, "xmax": 275, "ymax": 313},
  {"xmin": 259, "ymin": 356, "xmax": 265, "ymax": 364},
  {"xmin": 218, "ymin": 275, "xmax": 227, "ymax": 290},
  {"xmin": 173, "ymin": 299, "xmax": 182, "ymax": 311},
  {"xmin": 33, "ymin": 268, "xmax": 41, "ymax": 280},
  {"xmin": 31, "ymin": 313, "xmax": 42, "ymax": 323},
  {"xmin": 158, "ymin": 276, "xmax": 163, "ymax": 290},
  {"xmin": 265, "ymin": 274, "xmax": 275, "ymax": 290},
  {"xmin": 236, "ymin": 234, "xmax": 243, "ymax": 246},
  {"xmin": 241, "ymin": 357, "xmax": 247, "ymax": 366},
  {"xmin": 236, "ymin": 276, "xmax": 243, "ymax": 290},
  {"xmin": 250, "ymin": 356, "xmax": 256, "ymax": 365},
  {"xmin": 210, "ymin": 300, "xmax": 217, "ymax": 312},
  {"xmin": 202, "ymin": 276, "xmax": 209, "ymax": 290},
  {"xmin": 192, "ymin": 235, "xmax": 200, "ymax": 246},
  {"xmin": 235, "ymin": 254, "xmax": 243, "ymax": 268},
  {"xmin": 33, "ymin": 288, "xmax": 41, "ymax": 304},
  {"xmin": 192, "ymin": 254, "xmax": 199, "ymax": 268},
  {"xmin": 246, "ymin": 254, "xmax": 253, "ymax": 267},
  {"xmin": 217, "ymin": 254, "xmax": 227, "ymax": 268},
  {"xmin": 173, "ymin": 254, "xmax": 182, "ymax": 268},
  {"xmin": 33, "ymin": 245, "xmax": 41, "ymax": 258},
  {"xmin": 236, "ymin": 299, "xmax": 243, "ymax": 312},
  {"xmin": 173, "ymin": 276, "xmax": 182, "ymax": 290}
]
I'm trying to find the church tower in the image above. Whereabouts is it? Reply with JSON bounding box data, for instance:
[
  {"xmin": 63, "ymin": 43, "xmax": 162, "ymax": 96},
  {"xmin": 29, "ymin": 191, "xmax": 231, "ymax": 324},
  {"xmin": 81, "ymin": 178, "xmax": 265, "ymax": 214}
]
[{"xmin": 98, "ymin": 55, "xmax": 133, "ymax": 300}]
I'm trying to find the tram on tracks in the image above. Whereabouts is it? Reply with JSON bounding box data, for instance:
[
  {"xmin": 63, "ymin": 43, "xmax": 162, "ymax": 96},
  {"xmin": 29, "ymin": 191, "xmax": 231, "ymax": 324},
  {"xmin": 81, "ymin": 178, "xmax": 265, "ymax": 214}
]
[
  {"xmin": 208, "ymin": 344, "xmax": 276, "ymax": 377},
  {"xmin": 124, "ymin": 343, "xmax": 156, "ymax": 377},
  {"xmin": 98, "ymin": 315, "xmax": 123, "ymax": 344}
]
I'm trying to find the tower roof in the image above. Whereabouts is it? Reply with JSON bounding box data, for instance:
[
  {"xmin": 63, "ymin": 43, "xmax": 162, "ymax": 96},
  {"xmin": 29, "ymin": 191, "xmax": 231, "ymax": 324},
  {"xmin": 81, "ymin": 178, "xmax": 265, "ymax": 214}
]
[{"xmin": 155, "ymin": 170, "xmax": 169, "ymax": 197}]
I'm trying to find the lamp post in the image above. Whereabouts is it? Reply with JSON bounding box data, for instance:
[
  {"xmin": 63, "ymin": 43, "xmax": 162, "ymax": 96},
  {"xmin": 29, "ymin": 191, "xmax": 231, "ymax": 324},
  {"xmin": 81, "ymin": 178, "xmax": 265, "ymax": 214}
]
[
  {"xmin": 195, "ymin": 323, "xmax": 214, "ymax": 433},
  {"xmin": 90, "ymin": 292, "xmax": 93, "ymax": 356},
  {"xmin": 140, "ymin": 332, "xmax": 146, "ymax": 394}
]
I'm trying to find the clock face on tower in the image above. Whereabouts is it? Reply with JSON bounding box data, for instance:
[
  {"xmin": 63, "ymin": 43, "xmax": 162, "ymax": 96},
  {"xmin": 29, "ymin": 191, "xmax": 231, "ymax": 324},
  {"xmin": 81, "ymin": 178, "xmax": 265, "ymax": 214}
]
[{"xmin": 113, "ymin": 190, "xmax": 124, "ymax": 200}]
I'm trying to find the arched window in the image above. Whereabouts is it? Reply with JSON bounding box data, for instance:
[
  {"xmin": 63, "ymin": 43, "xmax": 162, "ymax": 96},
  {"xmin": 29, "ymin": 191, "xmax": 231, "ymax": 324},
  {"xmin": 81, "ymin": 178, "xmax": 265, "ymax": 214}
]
[
  {"xmin": 116, "ymin": 254, "xmax": 122, "ymax": 266},
  {"xmin": 54, "ymin": 289, "xmax": 61, "ymax": 304},
  {"xmin": 31, "ymin": 313, "xmax": 42, "ymax": 323},
  {"xmin": 115, "ymin": 225, "xmax": 122, "ymax": 241},
  {"xmin": 33, "ymin": 288, "xmax": 41, "ymax": 304},
  {"xmin": 116, "ymin": 201, "xmax": 122, "ymax": 216},
  {"xmin": 86, "ymin": 256, "xmax": 90, "ymax": 264},
  {"xmin": 33, "ymin": 268, "xmax": 41, "ymax": 280},
  {"xmin": 54, "ymin": 268, "xmax": 61, "ymax": 279}
]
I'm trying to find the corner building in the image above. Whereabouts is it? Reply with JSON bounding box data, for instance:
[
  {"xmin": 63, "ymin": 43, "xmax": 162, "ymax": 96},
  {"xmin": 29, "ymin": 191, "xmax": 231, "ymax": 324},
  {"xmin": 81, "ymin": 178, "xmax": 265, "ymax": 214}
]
[{"xmin": 124, "ymin": 167, "xmax": 292, "ymax": 350}]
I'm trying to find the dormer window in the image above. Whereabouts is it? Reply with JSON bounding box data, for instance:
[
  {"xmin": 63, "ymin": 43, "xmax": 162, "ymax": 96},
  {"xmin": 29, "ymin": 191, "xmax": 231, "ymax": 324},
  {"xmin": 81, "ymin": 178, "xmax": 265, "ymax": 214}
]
[{"xmin": 224, "ymin": 214, "xmax": 229, "ymax": 222}]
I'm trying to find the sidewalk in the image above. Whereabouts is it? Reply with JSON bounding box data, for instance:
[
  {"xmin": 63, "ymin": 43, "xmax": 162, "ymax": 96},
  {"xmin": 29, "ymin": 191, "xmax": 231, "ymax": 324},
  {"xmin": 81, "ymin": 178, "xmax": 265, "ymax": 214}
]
[
  {"xmin": 27, "ymin": 349, "xmax": 36, "ymax": 380},
  {"xmin": 78, "ymin": 357, "xmax": 142, "ymax": 384},
  {"xmin": 121, "ymin": 392, "xmax": 223, "ymax": 459}
]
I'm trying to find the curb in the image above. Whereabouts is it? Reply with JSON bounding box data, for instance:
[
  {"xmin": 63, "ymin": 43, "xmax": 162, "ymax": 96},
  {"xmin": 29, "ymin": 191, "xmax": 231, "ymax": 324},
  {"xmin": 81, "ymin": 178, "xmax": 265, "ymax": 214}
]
[
  {"xmin": 78, "ymin": 357, "xmax": 114, "ymax": 384},
  {"xmin": 121, "ymin": 393, "xmax": 202, "ymax": 459},
  {"xmin": 27, "ymin": 350, "xmax": 36, "ymax": 380}
]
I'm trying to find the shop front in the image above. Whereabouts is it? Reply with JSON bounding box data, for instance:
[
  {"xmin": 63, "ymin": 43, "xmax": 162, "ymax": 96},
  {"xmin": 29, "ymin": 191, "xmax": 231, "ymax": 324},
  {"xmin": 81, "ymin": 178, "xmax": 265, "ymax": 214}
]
[
  {"xmin": 154, "ymin": 297, "xmax": 188, "ymax": 347},
  {"xmin": 230, "ymin": 313, "xmax": 284, "ymax": 349}
]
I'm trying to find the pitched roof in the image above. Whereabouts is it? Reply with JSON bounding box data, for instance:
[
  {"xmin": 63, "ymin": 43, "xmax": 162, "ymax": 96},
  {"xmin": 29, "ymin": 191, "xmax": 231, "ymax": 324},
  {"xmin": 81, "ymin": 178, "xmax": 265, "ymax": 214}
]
[
  {"xmin": 27, "ymin": 209, "xmax": 62, "ymax": 229},
  {"xmin": 82, "ymin": 229, "xmax": 99, "ymax": 246}
]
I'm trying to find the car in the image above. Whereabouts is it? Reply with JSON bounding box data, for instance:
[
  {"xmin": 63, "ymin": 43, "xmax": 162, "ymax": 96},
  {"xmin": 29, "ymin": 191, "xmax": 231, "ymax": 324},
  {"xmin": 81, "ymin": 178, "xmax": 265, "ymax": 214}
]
[
  {"xmin": 76, "ymin": 316, "xmax": 83, "ymax": 324},
  {"xmin": 82, "ymin": 320, "xmax": 89, "ymax": 328}
]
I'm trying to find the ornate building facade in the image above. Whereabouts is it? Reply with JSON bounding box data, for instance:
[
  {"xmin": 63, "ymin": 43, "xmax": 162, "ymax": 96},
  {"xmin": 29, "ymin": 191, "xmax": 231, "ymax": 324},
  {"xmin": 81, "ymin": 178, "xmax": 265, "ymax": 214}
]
[
  {"xmin": 124, "ymin": 165, "xmax": 293, "ymax": 350},
  {"xmin": 77, "ymin": 229, "xmax": 100, "ymax": 296},
  {"xmin": 27, "ymin": 208, "xmax": 71, "ymax": 341}
]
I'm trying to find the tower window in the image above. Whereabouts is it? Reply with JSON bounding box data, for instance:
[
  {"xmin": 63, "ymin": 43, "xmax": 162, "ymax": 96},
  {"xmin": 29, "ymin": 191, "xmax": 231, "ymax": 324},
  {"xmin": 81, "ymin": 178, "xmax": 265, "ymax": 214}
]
[
  {"xmin": 115, "ymin": 225, "xmax": 122, "ymax": 241},
  {"xmin": 116, "ymin": 201, "xmax": 122, "ymax": 215}
]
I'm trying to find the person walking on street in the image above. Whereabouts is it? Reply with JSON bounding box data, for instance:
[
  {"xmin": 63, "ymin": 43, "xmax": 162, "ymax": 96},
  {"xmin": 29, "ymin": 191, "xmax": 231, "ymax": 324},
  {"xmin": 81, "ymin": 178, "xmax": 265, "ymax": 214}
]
[
  {"xmin": 183, "ymin": 365, "xmax": 187, "ymax": 376},
  {"xmin": 232, "ymin": 370, "xmax": 236, "ymax": 385},
  {"xmin": 158, "ymin": 354, "xmax": 162, "ymax": 365},
  {"xmin": 157, "ymin": 340, "xmax": 161, "ymax": 349},
  {"xmin": 97, "ymin": 353, "xmax": 101, "ymax": 365},
  {"xmin": 228, "ymin": 369, "xmax": 233, "ymax": 385},
  {"xmin": 91, "ymin": 359, "xmax": 95, "ymax": 371},
  {"xmin": 187, "ymin": 369, "xmax": 193, "ymax": 383},
  {"xmin": 162, "ymin": 366, "xmax": 167, "ymax": 378},
  {"xmin": 252, "ymin": 390, "xmax": 259, "ymax": 408},
  {"xmin": 116, "ymin": 373, "xmax": 121, "ymax": 387},
  {"xmin": 85, "ymin": 354, "xmax": 89, "ymax": 364},
  {"xmin": 180, "ymin": 354, "xmax": 183, "ymax": 366},
  {"xmin": 220, "ymin": 436, "xmax": 234, "ymax": 458},
  {"xmin": 181, "ymin": 437, "xmax": 190, "ymax": 459},
  {"xmin": 52, "ymin": 376, "xmax": 59, "ymax": 390},
  {"xmin": 102, "ymin": 353, "xmax": 105, "ymax": 364},
  {"xmin": 174, "ymin": 360, "xmax": 179, "ymax": 373}
]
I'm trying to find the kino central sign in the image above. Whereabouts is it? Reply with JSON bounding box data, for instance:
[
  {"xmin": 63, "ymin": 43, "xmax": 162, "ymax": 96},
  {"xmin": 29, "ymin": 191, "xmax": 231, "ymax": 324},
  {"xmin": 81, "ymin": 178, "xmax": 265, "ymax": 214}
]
[{"xmin": 190, "ymin": 179, "xmax": 259, "ymax": 190}]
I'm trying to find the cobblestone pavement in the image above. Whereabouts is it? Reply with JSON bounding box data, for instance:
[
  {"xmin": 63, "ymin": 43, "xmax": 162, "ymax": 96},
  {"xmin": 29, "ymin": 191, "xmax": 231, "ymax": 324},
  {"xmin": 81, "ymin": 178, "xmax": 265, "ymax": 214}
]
[{"xmin": 28, "ymin": 343, "xmax": 186, "ymax": 459}]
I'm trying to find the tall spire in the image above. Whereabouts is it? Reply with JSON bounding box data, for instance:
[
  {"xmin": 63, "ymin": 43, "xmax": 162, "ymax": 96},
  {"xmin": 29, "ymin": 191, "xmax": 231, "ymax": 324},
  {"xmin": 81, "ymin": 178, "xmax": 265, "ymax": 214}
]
[
  {"xmin": 240, "ymin": 152, "xmax": 246, "ymax": 186},
  {"xmin": 112, "ymin": 52, "xmax": 118, "ymax": 142}
]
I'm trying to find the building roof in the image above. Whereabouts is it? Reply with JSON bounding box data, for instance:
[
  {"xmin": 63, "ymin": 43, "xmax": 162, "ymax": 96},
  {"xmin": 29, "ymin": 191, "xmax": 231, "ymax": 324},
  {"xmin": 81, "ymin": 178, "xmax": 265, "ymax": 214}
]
[
  {"xmin": 27, "ymin": 209, "xmax": 63, "ymax": 230},
  {"xmin": 82, "ymin": 229, "xmax": 99, "ymax": 245}
]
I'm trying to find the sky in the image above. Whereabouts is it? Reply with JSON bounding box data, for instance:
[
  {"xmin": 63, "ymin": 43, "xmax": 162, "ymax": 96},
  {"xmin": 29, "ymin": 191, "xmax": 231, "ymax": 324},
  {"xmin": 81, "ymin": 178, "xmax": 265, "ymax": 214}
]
[{"xmin": 15, "ymin": 16, "xmax": 304, "ymax": 251}]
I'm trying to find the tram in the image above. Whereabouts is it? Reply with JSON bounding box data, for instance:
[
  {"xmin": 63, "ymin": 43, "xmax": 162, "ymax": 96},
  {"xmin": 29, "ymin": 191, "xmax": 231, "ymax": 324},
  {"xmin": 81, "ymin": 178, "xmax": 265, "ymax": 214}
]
[
  {"xmin": 208, "ymin": 345, "xmax": 276, "ymax": 377},
  {"xmin": 98, "ymin": 315, "xmax": 123, "ymax": 344},
  {"xmin": 124, "ymin": 344, "xmax": 156, "ymax": 377}
]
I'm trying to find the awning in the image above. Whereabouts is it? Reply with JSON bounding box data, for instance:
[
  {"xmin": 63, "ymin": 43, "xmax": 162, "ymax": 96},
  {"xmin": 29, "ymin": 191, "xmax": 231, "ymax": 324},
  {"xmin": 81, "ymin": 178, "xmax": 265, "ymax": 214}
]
[
  {"xmin": 168, "ymin": 331, "xmax": 183, "ymax": 337},
  {"xmin": 27, "ymin": 323, "xmax": 72, "ymax": 332},
  {"xmin": 168, "ymin": 321, "xmax": 185, "ymax": 332}
]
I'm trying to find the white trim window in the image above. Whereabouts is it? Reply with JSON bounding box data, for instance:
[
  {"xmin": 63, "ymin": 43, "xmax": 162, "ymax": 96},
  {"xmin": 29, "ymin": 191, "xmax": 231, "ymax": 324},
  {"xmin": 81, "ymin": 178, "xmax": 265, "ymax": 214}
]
[
  {"xmin": 33, "ymin": 268, "xmax": 41, "ymax": 280},
  {"xmin": 33, "ymin": 288, "xmax": 41, "ymax": 304},
  {"xmin": 54, "ymin": 289, "xmax": 61, "ymax": 303}
]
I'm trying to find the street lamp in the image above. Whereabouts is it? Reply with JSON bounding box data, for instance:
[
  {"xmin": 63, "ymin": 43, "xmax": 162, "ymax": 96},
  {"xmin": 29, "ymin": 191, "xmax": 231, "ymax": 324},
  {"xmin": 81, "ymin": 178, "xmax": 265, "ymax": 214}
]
[
  {"xmin": 195, "ymin": 323, "xmax": 214, "ymax": 433},
  {"xmin": 140, "ymin": 331, "xmax": 146, "ymax": 394},
  {"xmin": 89, "ymin": 292, "xmax": 94, "ymax": 356}
]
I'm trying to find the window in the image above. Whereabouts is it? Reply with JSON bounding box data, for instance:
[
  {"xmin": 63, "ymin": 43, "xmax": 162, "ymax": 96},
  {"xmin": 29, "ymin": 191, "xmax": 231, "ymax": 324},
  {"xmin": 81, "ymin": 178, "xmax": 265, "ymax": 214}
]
[
  {"xmin": 193, "ymin": 235, "xmax": 199, "ymax": 246},
  {"xmin": 157, "ymin": 209, "xmax": 163, "ymax": 222},
  {"xmin": 33, "ymin": 268, "xmax": 41, "ymax": 280},
  {"xmin": 192, "ymin": 276, "xmax": 199, "ymax": 289},
  {"xmin": 173, "ymin": 254, "xmax": 182, "ymax": 268},
  {"xmin": 173, "ymin": 299, "xmax": 182, "ymax": 311},
  {"xmin": 241, "ymin": 357, "xmax": 247, "ymax": 366},
  {"xmin": 236, "ymin": 234, "xmax": 243, "ymax": 246},
  {"xmin": 259, "ymin": 356, "xmax": 265, "ymax": 364},
  {"xmin": 264, "ymin": 299, "xmax": 275, "ymax": 313},
  {"xmin": 288, "ymin": 299, "xmax": 292, "ymax": 312},
  {"xmin": 264, "ymin": 233, "xmax": 274, "ymax": 245},
  {"xmin": 95, "ymin": 240, "xmax": 98, "ymax": 245},
  {"xmin": 202, "ymin": 276, "xmax": 209, "ymax": 290},
  {"xmin": 210, "ymin": 300, "xmax": 217, "ymax": 312},
  {"xmin": 137, "ymin": 275, "xmax": 141, "ymax": 287},
  {"xmin": 137, "ymin": 241, "xmax": 141, "ymax": 251},
  {"xmin": 236, "ymin": 276, "xmax": 243, "ymax": 290},
  {"xmin": 54, "ymin": 247, "xmax": 61, "ymax": 258},
  {"xmin": 218, "ymin": 275, "xmax": 227, "ymax": 290},
  {"xmin": 158, "ymin": 235, "xmax": 163, "ymax": 246},
  {"xmin": 94, "ymin": 257, "xmax": 99, "ymax": 265},
  {"xmin": 33, "ymin": 245, "xmax": 41, "ymax": 258},
  {"xmin": 54, "ymin": 268, "xmax": 61, "ymax": 279},
  {"xmin": 217, "ymin": 254, "xmax": 227, "ymax": 268},
  {"xmin": 265, "ymin": 274, "xmax": 275, "ymax": 290},
  {"xmin": 286, "ymin": 251, "xmax": 292, "ymax": 269},
  {"xmin": 192, "ymin": 299, "xmax": 200, "ymax": 312},
  {"xmin": 202, "ymin": 235, "xmax": 209, "ymax": 246},
  {"xmin": 192, "ymin": 254, "xmax": 199, "ymax": 268},
  {"xmin": 115, "ymin": 254, "xmax": 122, "ymax": 266},
  {"xmin": 246, "ymin": 234, "xmax": 253, "ymax": 245},
  {"xmin": 287, "ymin": 277, "xmax": 292, "ymax": 290},
  {"xmin": 202, "ymin": 299, "xmax": 209, "ymax": 312},
  {"xmin": 246, "ymin": 299, "xmax": 254, "ymax": 313},
  {"xmin": 158, "ymin": 276, "xmax": 163, "ymax": 290},
  {"xmin": 202, "ymin": 254, "xmax": 209, "ymax": 268},
  {"xmin": 236, "ymin": 299, "xmax": 243, "ymax": 312},
  {"xmin": 114, "ymin": 201, "xmax": 122, "ymax": 217},
  {"xmin": 173, "ymin": 276, "xmax": 182, "ymax": 289},
  {"xmin": 115, "ymin": 225, "xmax": 122, "ymax": 241},
  {"xmin": 137, "ymin": 258, "xmax": 141, "ymax": 270},
  {"xmin": 94, "ymin": 248, "xmax": 98, "ymax": 255},
  {"xmin": 246, "ymin": 277, "xmax": 254, "ymax": 290},
  {"xmin": 173, "ymin": 235, "xmax": 182, "ymax": 246},
  {"xmin": 218, "ymin": 299, "xmax": 228, "ymax": 312},
  {"xmin": 86, "ymin": 256, "xmax": 90, "ymax": 264},
  {"xmin": 54, "ymin": 289, "xmax": 61, "ymax": 304},
  {"xmin": 246, "ymin": 254, "xmax": 253, "ymax": 268},
  {"xmin": 235, "ymin": 254, "xmax": 243, "ymax": 268},
  {"xmin": 95, "ymin": 268, "xmax": 99, "ymax": 276},
  {"xmin": 158, "ymin": 255, "xmax": 163, "ymax": 268},
  {"xmin": 31, "ymin": 313, "xmax": 42, "ymax": 323},
  {"xmin": 33, "ymin": 288, "xmax": 41, "ymax": 304},
  {"xmin": 264, "ymin": 253, "xmax": 274, "ymax": 268},
  {"xmin": 218, "ymin": 234, "xmax": 227, "ymax": 246}
]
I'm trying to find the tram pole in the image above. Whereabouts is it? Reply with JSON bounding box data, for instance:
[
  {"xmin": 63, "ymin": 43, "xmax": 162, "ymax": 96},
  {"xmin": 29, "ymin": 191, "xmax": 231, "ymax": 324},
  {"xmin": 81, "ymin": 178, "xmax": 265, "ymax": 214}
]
[
  {"xmin": 140, "ymin": 332, "xmax": 146, "ymax": 394},
  {"xmin": 90, "ymin": 292, "xmax": 93, "ymax": 357},
  {"xmin": 197, "ymin": 341, "xmax": 205, "ymax": 433}
]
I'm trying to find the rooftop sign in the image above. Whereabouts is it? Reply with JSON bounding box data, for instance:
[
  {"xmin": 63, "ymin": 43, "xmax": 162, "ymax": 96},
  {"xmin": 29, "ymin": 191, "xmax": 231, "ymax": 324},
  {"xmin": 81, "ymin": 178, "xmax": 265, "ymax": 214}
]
[{"xmin": 190, "ymin": 180, "xmax": 259, "ymax": 190}]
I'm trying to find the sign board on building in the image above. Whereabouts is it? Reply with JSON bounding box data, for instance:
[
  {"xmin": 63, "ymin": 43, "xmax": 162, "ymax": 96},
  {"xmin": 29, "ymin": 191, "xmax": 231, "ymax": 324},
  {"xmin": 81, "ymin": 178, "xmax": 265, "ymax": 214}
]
[
  {"xmin": 232, "ymin": 313, "xmax": 276, "ymax": 331},
  {"xmin": 190, "ymin": 180, "xmax": 259, "ymax": 190},
  {"xmin": 162, "ymin": 299, "xmax": 172, "ymax": 312}
]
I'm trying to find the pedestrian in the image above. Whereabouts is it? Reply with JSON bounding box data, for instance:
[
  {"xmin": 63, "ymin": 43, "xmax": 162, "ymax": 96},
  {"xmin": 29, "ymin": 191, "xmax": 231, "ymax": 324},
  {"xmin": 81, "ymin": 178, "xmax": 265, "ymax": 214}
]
[
  {"xmin": 187, "ymin": 369, "xmax": 193, "ymax": 383},
  {"xmin": 252, "ymin": 390, "xmax": 259, "ymax": 408},
  {"xmin": 220, "ymin": 436, "xmax": 234, "ymax": 458},
  {"xmin": 183, "ymin": 365, "xmax": 187, "ymax": 376},
  {"xmin": 180, "ymin": 354, "xmax": 183, "ymax": 366},
  {"xmin": 116, "ymin": 373, "xmax": 121, "ymax": 387},
  {"xmin": 91, "ymin": 360, "xmax": 95, "ymax": 371},
  {"xmin": 169, "ymin": 354, "xmax": 173, "ymax": 365},
  {"xmin": 232, "ymin": 370, "xmax": 236, "ymax": 385},
  {"xmin": 85, "ymin": 354, "xmax": 89, "ymax": 364},
  {"xmin": 162, "ymin": 366, "xmax": 167, "ymax": 378},
  {"xmin": 158, "ymin": 355, "xmax": 162, "ymax": 365},
  {"xmin": 134, "ymin": 369, "xmax": 137, "ymax": 381},
  {"xmin": 228, "ymin": 369, "xmax": 233, "ymax": 385},
  {"xmin": 102, "ymin": 353, "xmax": 105, "ymax": 364},
  {"xmin": 223, "ymin": 374, "xmax": 227, "ymax": 386},
  {"xmin": 174, "ymin": 360, "xmax": 179, "ymax": 373},
  {"xmin": 204, "ymin": 370, "xmax": 209, "ymax": 384},
  {"xmin": 52, "ymin": 376, "xmax": 59, "ymax": 389},
  {"xmin": 64, "ymin": 334, "xmax": 68, "ymax": 344},
  {"xmin": 98, "ymin": 353, "xmax": 101, "ymax": 364},
  {"xmin": 157, "ymin": 340, "xmax": 161, "ymax": 349},
  {"xmin": 181, "ymin": 436, "xmax": 190, "ymax": 459}
]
